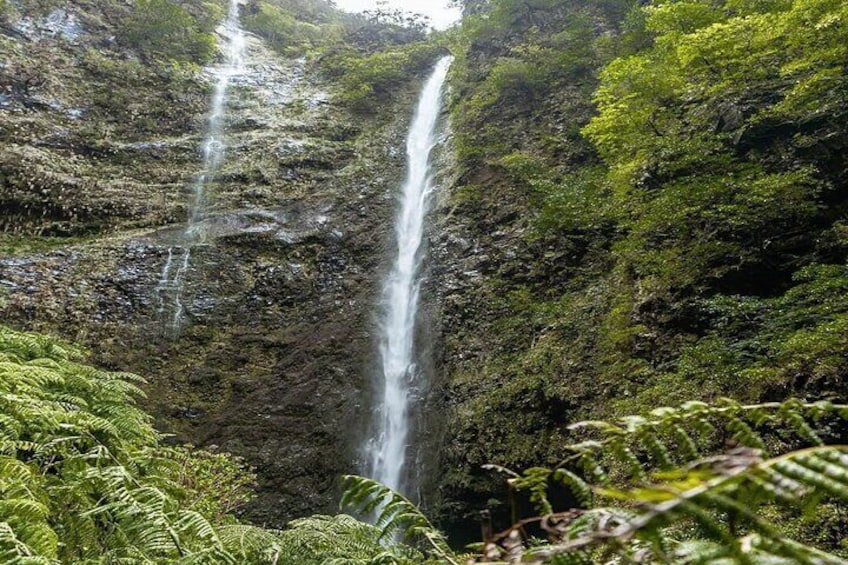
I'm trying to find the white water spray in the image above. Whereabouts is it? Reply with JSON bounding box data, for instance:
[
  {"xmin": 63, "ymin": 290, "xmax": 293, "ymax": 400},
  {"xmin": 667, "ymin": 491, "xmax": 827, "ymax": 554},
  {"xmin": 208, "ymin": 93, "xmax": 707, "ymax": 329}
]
[
  {"xmin": 367, "ymin": 56, "xmax": 452, "ymax": 494},
  {"xmin": 155, "ymin": 0, "xmax": 245, "ymax": 332}
]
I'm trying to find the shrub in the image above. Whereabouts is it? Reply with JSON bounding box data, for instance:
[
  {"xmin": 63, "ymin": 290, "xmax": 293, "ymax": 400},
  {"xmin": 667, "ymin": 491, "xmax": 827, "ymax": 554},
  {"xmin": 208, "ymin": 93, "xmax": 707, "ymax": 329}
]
[
  {"xmin": 120, "ymin": 0, "xmax": 217, "ymax": 64},
  {"xmin": 242, "ymin": 1, "xmax": 333, "ymax": 56},
  {"xmin": 322, "ymin": 41, "xmax": 446, "ymax": 109}
]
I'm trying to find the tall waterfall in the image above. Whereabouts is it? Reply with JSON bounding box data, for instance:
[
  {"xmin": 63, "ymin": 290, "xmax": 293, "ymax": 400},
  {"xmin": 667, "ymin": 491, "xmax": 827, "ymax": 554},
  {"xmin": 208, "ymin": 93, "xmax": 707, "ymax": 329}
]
[
  {"xmin": 366, "ymin": 56, "xmax": 453, "ymax": 494},
  {"xmin": 156, "ymin": 0, "xmax": 245, "ymax": 332}
]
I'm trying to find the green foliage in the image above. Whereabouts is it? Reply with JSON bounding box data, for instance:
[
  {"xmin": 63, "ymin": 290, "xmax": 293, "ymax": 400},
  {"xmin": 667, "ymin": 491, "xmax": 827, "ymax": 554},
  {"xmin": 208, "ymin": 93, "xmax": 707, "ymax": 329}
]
[
  {"xmin": 275, "ymin": 514, "xmax": 425, "ymax": 565},
  {"xmin": 242, "ymin": 1, "xmax": 337, "ymax": 56},
  {"xmin": 612, "ymin": 165, "xmax": 822, "ymax": 292},
  {"xmin": 477, "ymin": 56, "xmax": 549, "ymax": 104},
  {"xmin": 120, "ymin": 0, "xmax": 218, "ymax": 64},
  {"xmin": 617, "ymin": 262, "xmax": 848, "ymax": 414},
  {"xmin": 341, "ymin": 475, "xmax": 456, "ymax": 562},
  {"xmin": 165, "ymin": 445, "xmax": 257, "ymax": 524},
  {"xmin": 322, "ymin": 41, "xmax": 446, "ymax": 110},
  {"xmin": 242, "ymin": 0, "xmax": 444, "ymax": 109},
  {"xmin": 585, "ymin": 0, "xmax": 848, "ymax": 184},
  {"xmin": 583, "ymin": 0, "xmax": 848, "ymax": 300},
  {"xmin": 338, "ymin": 400, "xmax": 848, "ymax": 564},
  {"xmin": 0, "ymin": 326, "xmax": 281, "ymax": 563},
  {"xmin": 448, "ymin": 0, "xmax": 638, "ymax": 168},
  {"xmin": 498, "ymin": 153, "xmax": 616, "ymax": 234}
]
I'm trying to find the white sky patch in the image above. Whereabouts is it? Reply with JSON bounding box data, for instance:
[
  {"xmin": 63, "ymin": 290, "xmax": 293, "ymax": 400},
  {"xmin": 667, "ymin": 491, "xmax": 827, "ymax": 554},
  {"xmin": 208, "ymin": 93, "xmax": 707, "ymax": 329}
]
[{"xmin": 333, "ymin": 0, "xmax": 462, "ymax": 30}]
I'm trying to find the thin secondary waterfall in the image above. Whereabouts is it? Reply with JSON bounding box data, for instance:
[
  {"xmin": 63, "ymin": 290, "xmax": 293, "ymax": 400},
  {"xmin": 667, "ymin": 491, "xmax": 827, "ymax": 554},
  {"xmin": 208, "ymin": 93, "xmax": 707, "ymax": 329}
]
[
  {"xmin": 366, "ymin": 56, "xmax": 453, "ymax": 494},
  {"xmin": 188, "ymin": 0, "xmax": 246, "ymax": 233},
  {"xmin": 155, "ymin": 0, "xmax": 245, "ymax": 332}
]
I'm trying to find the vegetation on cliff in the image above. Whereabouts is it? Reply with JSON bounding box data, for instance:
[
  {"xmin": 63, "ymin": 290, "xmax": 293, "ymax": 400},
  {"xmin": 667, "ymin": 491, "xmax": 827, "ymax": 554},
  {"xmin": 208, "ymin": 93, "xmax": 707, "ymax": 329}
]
[
  {"xmin": 241, "ymin": 0, "xmax": 446, "ymax": 109},
  {"xmin": 3, "ymin": 0, "xmax": 848, "ymax": 561},
  {"xmin": 0, "ymin": 325, "xmax": 278, "ymax": 562},
  {"xmin": 436, "ymin": 0, "xmax": 848, "ymax": 550}
]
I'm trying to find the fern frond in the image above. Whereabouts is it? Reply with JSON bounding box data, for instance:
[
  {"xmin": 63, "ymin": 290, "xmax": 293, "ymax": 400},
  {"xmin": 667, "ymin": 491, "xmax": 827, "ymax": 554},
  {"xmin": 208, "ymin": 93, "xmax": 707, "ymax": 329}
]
[
  {"xmin": 217, "ymin": 523, "xmax": 281, "ymax": 559},
  {"xmin": 341, "ymin": 475, "xmax": 456, "ymax": 562},
  {"xmin": 517, "ymin": 446, "xmax": 848, "ymax": 564},
  {"xmin": 276, "ymin": 514, "xmax": 424, "ymax": 564},
  {"xmin": 563, "ymin": 398, "xmax": 848, "ymax": 490},
  {"xmin": 0, "ymin": 326, "xmax": 278, "ymax": 563}
]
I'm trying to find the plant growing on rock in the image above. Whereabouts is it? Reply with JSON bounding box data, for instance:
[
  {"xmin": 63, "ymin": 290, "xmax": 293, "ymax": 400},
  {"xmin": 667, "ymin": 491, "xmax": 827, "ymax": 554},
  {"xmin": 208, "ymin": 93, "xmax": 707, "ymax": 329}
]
[
  {"xmin": 0, "ymin": 325, "xmax": 281, "ymax": 563},
  {"xmin": 119, "ymin": 0, "xmax": 217, "ymax": 65},
  {"xmin": 343, "ymin": 398, "xmax": 848, "ymax": 563}
]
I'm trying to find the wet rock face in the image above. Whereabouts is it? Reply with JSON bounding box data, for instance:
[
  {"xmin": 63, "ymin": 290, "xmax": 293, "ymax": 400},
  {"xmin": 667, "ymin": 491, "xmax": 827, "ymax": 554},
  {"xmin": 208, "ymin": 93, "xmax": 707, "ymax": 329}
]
[
  {"xmin": 0, "ymin": 3, "xmax": 423, "ymax": 524},
  {"xmin": 0, "ymin": 3, "xmax": 206, "ymax": 236},
  {"xmin": 0, "ymin": 205, "xmax": 385, "ymax": 523},
  {"xmin": 426, "ymin": 154, "xmax": 580, "ymax": 541}
]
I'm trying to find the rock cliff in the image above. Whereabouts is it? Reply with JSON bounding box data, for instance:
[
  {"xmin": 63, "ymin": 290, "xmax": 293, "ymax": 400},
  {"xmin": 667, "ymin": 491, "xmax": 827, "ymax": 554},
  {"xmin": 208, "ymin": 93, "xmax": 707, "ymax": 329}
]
[{"xmin": 0, "ymin": 0, "xmax": 429, "ymax": 523}]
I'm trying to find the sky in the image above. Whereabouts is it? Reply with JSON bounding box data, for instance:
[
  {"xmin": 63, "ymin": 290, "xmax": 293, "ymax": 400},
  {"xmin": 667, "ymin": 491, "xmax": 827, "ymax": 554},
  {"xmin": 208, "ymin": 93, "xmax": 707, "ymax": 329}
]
[{"xmin": 333, "ymin": 0, "xmax": 462, "ymax": 30}]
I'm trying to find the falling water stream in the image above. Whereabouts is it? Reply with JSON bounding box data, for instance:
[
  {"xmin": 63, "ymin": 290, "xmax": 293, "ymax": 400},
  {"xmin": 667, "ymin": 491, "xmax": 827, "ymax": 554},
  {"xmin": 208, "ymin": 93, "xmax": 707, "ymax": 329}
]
[
  {"xmin": 366, "ymin": 56, "xmax": 453, "ymax": 494},
  {"xmin": 188, "ymin": 0, "xmax": 246, "ymax": 232},
  {"xmin": 155, "ymin": 0, "xmax": 246, "ymax": 332}
]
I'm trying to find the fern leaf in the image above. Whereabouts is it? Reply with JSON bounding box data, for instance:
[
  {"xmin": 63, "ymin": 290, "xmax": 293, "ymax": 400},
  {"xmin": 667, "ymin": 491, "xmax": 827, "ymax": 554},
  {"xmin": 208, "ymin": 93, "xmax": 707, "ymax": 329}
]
[
  {"xmin": 341, "ymin": 476, "xmax": 456, "ymax": 562},
  {"xmin": 551, "ymin": 469, "xmax": 592, "ymax": 507}
]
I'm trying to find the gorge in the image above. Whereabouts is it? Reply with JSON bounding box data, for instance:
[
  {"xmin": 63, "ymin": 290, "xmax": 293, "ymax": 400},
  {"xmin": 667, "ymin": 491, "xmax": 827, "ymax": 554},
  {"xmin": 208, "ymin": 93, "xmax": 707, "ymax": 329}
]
[{"xmin": 2, "ymin": 0, "xmax": 848, "ymax": 562}]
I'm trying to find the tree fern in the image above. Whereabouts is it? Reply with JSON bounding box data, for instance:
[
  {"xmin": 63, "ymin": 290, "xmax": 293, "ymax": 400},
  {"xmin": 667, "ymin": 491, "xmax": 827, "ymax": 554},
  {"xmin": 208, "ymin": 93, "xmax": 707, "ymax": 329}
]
[
  {"xmin": 271, "ymin": 514, "xmax": 423, "ymax": 564},
  {"xmin": 0, "ymin": 326, "xmax": 282, "ymax": 563}
]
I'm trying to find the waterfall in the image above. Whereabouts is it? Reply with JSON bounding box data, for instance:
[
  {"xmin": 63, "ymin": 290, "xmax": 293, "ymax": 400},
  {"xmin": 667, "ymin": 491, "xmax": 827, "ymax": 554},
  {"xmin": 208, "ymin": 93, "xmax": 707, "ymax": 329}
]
[
  {"xmin": 188, "ymin": 0, "xmax": 246, "ymax": 235},
  {"xmin": 155, "ymin": 0, "xmax": 245, "ymax": 332},
  {"xmin": 366, "ymin": 56, "xmax": 453, "ymax": 494}
]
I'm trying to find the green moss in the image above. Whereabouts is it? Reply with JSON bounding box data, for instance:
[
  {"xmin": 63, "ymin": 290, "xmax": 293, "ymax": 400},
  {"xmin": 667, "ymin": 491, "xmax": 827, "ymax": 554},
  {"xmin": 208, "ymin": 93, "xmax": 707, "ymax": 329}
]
[{"xmin": 0, "ymin": 234, "xmax": 91, "ymax": 256}]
